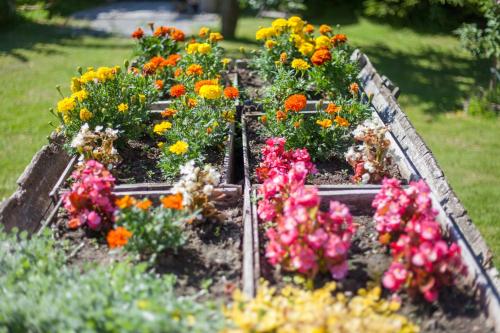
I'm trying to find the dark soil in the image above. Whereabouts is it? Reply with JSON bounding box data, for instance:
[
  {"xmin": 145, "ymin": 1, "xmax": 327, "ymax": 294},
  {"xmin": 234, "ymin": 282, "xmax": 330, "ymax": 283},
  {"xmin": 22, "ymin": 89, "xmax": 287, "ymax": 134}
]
[
  {"xmin": 102, "ymin": 136, "xmax": 227, "ymax": 185},
  {"xmin": 52, "ymin": 200, "xmax": 243, "ymax": 302},
  {"xmin": 245, "ymin": 112, "xmax": 404, "ymax": 185},
  {"xmin": 258, "ymin": 214, "xmax": 494, "ymax": 333},
  {"xmin": 236, "ymin": 66, "xmax": 266, "ymax": 100}
]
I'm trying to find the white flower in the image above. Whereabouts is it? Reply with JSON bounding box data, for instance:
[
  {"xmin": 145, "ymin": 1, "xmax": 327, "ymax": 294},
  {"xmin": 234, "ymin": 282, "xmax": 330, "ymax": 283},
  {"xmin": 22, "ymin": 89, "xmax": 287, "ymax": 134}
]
[
  {"xmin": 364, "ymin": 161, "xmax": 375, "ymax": 173},
  {"xmin": 203, "ymin": 185, "xmax": 214, "ymax": 196},
  {"xmin": 361, "ymin": 173, "xmax": 370, "ymax": 184}
]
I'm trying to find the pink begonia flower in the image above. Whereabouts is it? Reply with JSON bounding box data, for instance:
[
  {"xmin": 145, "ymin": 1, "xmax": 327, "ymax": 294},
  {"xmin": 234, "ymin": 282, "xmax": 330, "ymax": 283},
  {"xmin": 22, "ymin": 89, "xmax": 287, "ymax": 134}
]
[
  {"xmin": 328, "ymin": 261, "xmax": 349, "ymax": 280},
  {"xmin": 86, "ymin": 211, "xmax": 102, "ymax": 230}
]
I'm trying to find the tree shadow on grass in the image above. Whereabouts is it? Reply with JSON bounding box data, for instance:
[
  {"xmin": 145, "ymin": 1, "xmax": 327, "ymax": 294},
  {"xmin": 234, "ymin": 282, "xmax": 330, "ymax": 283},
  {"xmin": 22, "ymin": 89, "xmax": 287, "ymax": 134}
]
[
  {"xmin": 359, "ymin": 44, "xmax": 489, "ymax": 116},
  {"xmin": 0, "ymin": 18, "xmax": 129, "ymax": 63}
]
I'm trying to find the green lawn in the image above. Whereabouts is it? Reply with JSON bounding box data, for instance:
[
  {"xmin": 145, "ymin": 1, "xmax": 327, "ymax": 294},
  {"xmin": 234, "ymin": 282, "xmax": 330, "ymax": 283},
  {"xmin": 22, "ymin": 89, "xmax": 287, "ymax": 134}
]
[{"xmin": 1, "ymin": 10, "xmax": 499, "ymax": 265}]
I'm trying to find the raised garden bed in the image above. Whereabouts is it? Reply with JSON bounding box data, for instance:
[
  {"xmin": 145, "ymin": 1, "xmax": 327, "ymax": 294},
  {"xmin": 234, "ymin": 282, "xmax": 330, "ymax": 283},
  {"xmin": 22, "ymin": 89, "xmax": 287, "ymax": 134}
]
[
  {"xmin": 248, "ymin": 186, "xmax": 497, "ymax": 332},
  {"xmin": 39, "ymin": 186, "xmax": 249, "ymax": 301}
]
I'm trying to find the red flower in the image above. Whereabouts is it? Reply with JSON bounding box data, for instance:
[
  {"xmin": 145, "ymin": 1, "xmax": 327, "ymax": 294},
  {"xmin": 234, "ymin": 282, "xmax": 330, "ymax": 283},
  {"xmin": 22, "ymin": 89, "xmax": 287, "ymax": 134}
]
[
  {"xmin": 170, "ymin": 84, "xmax": 186, "ymax": 97},
  {"xmin": 284, "ymin": 94, "xmax": 307, "ymax": 112},
  {"xmin": 170, "ymin": 28, "xmax": 185, "ymax": 41},
  {"xmin": 131, "ymin": 27, "xmax": 144, "ymax": 39},
  {"xmin": 311, "ymin": 49, "xmax": 331, "ymax": 66},
  {"xmin": 223, "ymin": 86, "xmax": 239, "ymax": 99},
  {"xmin": 154, "ymin": 26, "xmax": 170, "ymax": 37},
  {"xmin": 332, "ymin": 34, "xmax": 347, "ymax": 46}
]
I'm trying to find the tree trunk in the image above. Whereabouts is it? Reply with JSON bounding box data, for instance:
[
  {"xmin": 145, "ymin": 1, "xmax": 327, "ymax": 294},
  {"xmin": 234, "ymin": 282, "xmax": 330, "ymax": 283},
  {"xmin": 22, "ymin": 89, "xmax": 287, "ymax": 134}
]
[
  {"xmin": 0, "ymin": 0, "xmax": 16, "ymax": 25},
  {"xmin": 221, "ymin": 0, "xmax": 239, "ymax": 39}
]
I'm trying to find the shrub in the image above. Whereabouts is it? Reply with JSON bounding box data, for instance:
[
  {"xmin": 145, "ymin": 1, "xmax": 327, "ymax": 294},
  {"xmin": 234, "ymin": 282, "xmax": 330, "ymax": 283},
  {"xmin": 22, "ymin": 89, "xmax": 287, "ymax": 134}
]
[{"xmin": 0, "ymin": 227, "xmax": 225, "ymax": 332}]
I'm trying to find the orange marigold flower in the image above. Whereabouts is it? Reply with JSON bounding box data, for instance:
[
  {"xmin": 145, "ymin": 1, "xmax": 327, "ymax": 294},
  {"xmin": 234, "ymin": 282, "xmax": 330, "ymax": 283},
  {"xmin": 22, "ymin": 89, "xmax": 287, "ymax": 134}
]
[
  {"xmin": 223, "ymin": 86, "xmax": 239, "ymax": 99},
  {"xmin": 325, "ymin": 102, "xmax": 342, "ymax": 114},
  {"xmin": 135, "ymin": 198, "xmax": 153, "ymax": 210},
  {"xmin": 334, "ymin": 115, "xmax": 350, "ymax": 127},
  {"xmin": 162, "ymin": 54, "xmax": 181, "ymax": 67},
  {"xmin": 206, "ymin": 127, "xmax": 213, "ymax": 134},
  {"xmin": 161, "ymin": 108, "xmax": 177, "ymax": 117},
  {"xmin": 316, "ymin": 118, "xmax": 333, "ymax": 128},
  {"xmin": 209, "ymin": 32, "xmax": 224, "ymax": 42},
  {"xmin": 68, "ymin": 218, "xmax": 82, "ymax": 229},
  {"xmin": 186, "ymin": 64, "xmax": 204, "ymax": 76},
  {"xmin": 116, "ymin": 195, "xmax": 136, "ymax": 209},
  {"xmin": 276, "ymin": 110, "xmax": 287, "ymax": 121},
  {"xmin": 303, "ymin": 24, "xmax": 315, "ymax": 34},
  {"xmin": 161, "ymin": 193, "xmax": 183, "ymax": 210},
  {"xmin": 319, "ymin": 24, "xmax": 332, "ymax": 35},
  {"xmin": 260, "ymin": 115, "xmax": 267, "ymax": 123},
  {"xmin": 293, "ymin": 120, "xmax": 302, "ymax": 128},
  {"xmin": 284, "ymin": 94, "xmax": 307, "ymax": 112},
  {"xmin": 174, "ymin": 68, "xmax": 182, "ymax": 77},
  {"xmin": 143, "ymin": 62, "xmax": 157, "ymax": 75},
  {"xmin": 349, "ymin": 82, "xmax": 359, "ymax": 95},
  {"xmin": 280, "ymin": 52, "xmax": 287, "ymax": 63},
  {"xmin": 131, "ymin": 27, "xmax": 144, "ymax": 39},
  {"xmin": 107, "ymin": 227, "xmax": 132, "ymax": 248},
  {"xmin": 154, "ymin": 26, "xmax": 170, "ymax": 37},
  {"xmin": 150, "ymin": 56, "xmax": 165, "ymax": 67},
  {"xmin": 170, "ymin": 84, "xmax": 186, "ymax": 97},
  {"xmin": 170, "ymin": 28, "xmax": 185, "ymax": 41},
  {"xmin": 155, "ymin": 79, "xmax": 164, "ymax": 91},
  {"xmin": 194, "ymin": 79, "xmax": 218, "ymax": 93},
  {"xmin": 311, "ymin": 49, "xmax": 331, "ymax": 66},
  {"xmin": 332, "ymin": 33, "xmax": 347, "ymax": 46},
  {"xmin": 187, "ymin": 98, "xmax": 197, "ymax": 108}
]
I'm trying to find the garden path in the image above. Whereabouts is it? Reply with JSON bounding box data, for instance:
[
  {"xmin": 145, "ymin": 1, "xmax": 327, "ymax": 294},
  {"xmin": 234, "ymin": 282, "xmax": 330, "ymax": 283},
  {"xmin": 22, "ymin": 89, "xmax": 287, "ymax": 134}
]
[{"xmin": 71, "ymin": 1, "xmax": 219, "ymax": 36}]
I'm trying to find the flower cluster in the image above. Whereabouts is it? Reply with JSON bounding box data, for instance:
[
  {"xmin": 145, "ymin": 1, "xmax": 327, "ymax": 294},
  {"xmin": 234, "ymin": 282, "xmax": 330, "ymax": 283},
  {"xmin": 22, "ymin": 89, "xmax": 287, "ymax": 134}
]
[
  {"xmin": 257, "ymin": 140, "xmax": 355, "ymax": 279},
  {"xmin": 110, "ymin": 194, "xmax": 190, "ymax": 260},
  {"xmin": 172, "ymin": 160, "xmax": 221, "ymax": 219},
  {"xmin": 54, "ymin": 65, "xmax": 157, "ymax": 145},
  {"xmin": 62, "ymin": 160, "xmax": 116, "ymax": 231},
  {"xmin": 373, "ymin": 178, "xmax": 467, "ymax": 302},
  {"xmin": 70, "ymin": 124, "xmax": 121, "ymax": 165},
  {"xmin": 255, "ymin": 137, "xmax": 316, "ymax": 182},
  {"xmin": 346, "ymin": 120, "xmax": 393, "ymax": 184},
  {"xmin": 223, "ymin": 282, "xmax": 418, "ymax": 333}
]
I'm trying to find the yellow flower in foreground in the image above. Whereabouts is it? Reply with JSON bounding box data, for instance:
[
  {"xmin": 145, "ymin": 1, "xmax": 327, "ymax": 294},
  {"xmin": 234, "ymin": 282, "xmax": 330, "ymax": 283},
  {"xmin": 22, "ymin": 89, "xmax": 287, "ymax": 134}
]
[
  {"xmin": 70, "ymin": 77, "xmax": 81, "ymax": 93},
  {"xmin": 79, "ymin": 108, "xmax": 93, "ymax": 121},
  {"xmin": 199, "ymin": 26, "xmax": 210, "ymax": 37},
  {"xmin": 209, "ymin": 32, "xmax": 223, "ymax": 42},
  {"xmin": 272, "ymin": 18, "xmax": 288, "ymax": 33},
  {"xmin": 57, "ymin": 97, "xmax": 76, "ymax": 114},
  {"xmin": 153, "ymin": 121, "xmax": 172, "ymax": 135},
  {"xmin": 139, "ymin": 94, "xmax": 146, "ymax": 104},
  {"xmin": 222, "ymin": 58, "xmax": 232, "ymax": 66},
  {"xmin": 169, "ymin": 141, "xmax": 189, "ymax": 155},
  {"xmin": 287, "ymin": 16, "xmax": 305, "ymax": 33},
  {"xmin": 199, "ymin": 84, "xmax": 222, "ymax": 99},
  {"xmin": 222, "ymin": 282, "xmax": 418, "ymax": 333},
  {"xmin": 197, "ymin": 43, "xmax": 212, "ymax": 54},
  {"xmin": 256, "ymin": 27, "xmax": 274, "ymax": 40},
  {"xmin": 316, "ymin": 119, "xmax": 333, "ymax": 128},
  {"xmin": 117, "ymin": 103, "xmax": 129, "ymax": 113},
  {"xmin": 291, "ymin": 58, "xmax": 310, "ymax": 71}
]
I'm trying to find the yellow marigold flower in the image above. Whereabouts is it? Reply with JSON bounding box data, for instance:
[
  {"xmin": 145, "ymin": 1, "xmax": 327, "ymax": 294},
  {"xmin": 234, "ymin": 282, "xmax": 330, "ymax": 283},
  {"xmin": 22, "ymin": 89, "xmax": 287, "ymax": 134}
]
[
  {"xmin": 199, "ymin": 26, "xmax": 210, "ymax": 37},
  {"xmin": 316, "ymin": 119, "xmax": 333, "ymax": 128},
  {"xmin": 96, "ymin": 66, "xmax": 116, "ymax": 81},
  {"xmin": 153, "ymin": 121, "xmax": 172, "ymax": 134},
  {"xmin": 291, "ymin": 58, "xmax": 310, "ymax": 71},
  {"xmin": 63, "ymin": 114, "xmax": 71, "ymax": 124},
  {"xmin": 280, "ymin": 52, "xmax": 287, "ymax": 63},
  {"xmin": 57, "ymin": 97, "xmax": 76, "ymax": 114},
  {"xmin": 255, "ymin": 27, "xmax": 275, "ymax": 40},
  {"xmin": 169, "ymin": 141, "xmax": 189, "ymax": 155},
  {"xmin": 335, "ymin": 115, "xmax": 350, "ymax": 127},
  {"xmin": 197, "ymin": 43, "xmax": 212, "ymax": 54},
  {"xmin": 209, "ymin": 32, "xmax": 223, "ymax": 42},
  {"xmin": 303, "ymin": 24, "xmax": 315, "ymax": 34},
  {"xmin": 79, "ymin": 108, "xmax": 93, "ymax": 121},
  {"xmin": 315, "ymin": 35, "xmax": 331, "ymax": 49},
  {"xmin": 287, "ymin": 16, "xmax": 305, "ymax": 33},
  {"xmin": 157, "ymin": 142, "xmax": 165, "ymax": 148},
  {"xmin": 199, "ymin": 84, "xmax": 222, "ymax": 99},
  {"xmin": 139, "ymin": 94, "xmax": 146, "ymax": 104},
  {"xmin": 319, "ymin": 24, "xmax": 332, "ymax": 35},
  {"xmin": 222, "ymin": 110, "xmax": 235, "ymax": 123},
  {"xmin": 117, "ymin": 103, "xmax": 129, "ymax": 113},
  {"xmin": 290, "ymin": 33, "xmax": 305, "ymax": 47},
  {"xmin": 222, "ymin": 58, "xmax": 232, "ymax": 66},
  {"xmin": 265, "ymin": 40, "xmax": 277, "ymax": 49},
  {"xmin": 71, "ymin": 89, "xmax": 88, "ymax": 102},
  {"xmin": 80, "ymin": 70, "xmax": 97, "ymax": 84},
  {"xmin": 299, "ymin": 42, "xmax": 315, "ymax": 56},
  {"xmin": 272, "ymin": 18, "xmax": 288, "ymax": 33},
  {"xmin": 187, "ymin": 42, "xmax": 200, "ymax": 54},
  {"xmin": 70, "ymin": 77, "xmax": 81, "ymax": 93}
]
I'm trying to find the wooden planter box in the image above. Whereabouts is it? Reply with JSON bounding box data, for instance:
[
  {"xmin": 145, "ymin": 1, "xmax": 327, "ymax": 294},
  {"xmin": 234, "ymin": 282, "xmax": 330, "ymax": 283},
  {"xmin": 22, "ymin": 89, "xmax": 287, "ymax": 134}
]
[
  {"xmin": 39, "ymin": 185, "xmax": 253, "ymax": 298},
  {"xmin": 246, "ymin": 185, "xmax": 500, "ymax": 331}
]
